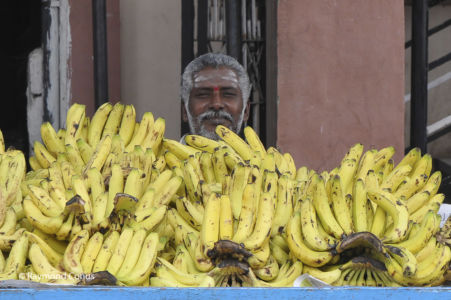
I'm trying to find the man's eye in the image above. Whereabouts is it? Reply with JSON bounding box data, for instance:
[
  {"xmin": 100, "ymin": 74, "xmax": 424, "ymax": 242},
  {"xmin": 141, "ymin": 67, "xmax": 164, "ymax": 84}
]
[
  {"xmin": 196, "ymin": 93, "xmax": 211, "ymax": 98},
  {"xmin": 223, "ymin": 92, "xmax": 237, "ymax": 97}
]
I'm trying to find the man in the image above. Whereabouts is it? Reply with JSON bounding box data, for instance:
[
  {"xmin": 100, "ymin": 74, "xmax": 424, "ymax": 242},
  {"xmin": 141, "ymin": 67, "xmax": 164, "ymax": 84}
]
[{"xmin": 181, "ymin": 53, "xmax": 251, "ymax": 141}]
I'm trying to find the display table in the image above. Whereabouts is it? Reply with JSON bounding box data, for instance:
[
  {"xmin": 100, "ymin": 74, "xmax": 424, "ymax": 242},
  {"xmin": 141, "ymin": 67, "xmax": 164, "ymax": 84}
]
[{"xmin": 1, "ymin": 287, "xmax": 450, "ymax": 300}]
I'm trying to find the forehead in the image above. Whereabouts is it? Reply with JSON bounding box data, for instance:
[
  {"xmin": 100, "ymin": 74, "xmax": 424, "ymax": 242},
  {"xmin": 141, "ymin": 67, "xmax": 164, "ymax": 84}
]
[{"xmin": 192, "ymin": 67, "xmax": 239, "ymax": 88}]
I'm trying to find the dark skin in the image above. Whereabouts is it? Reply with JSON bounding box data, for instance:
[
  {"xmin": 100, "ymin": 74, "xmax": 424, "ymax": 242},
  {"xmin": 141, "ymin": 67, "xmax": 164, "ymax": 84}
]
[{"xmin": 182, "ymin": 66, "xmax": 250, "ymax": 135}]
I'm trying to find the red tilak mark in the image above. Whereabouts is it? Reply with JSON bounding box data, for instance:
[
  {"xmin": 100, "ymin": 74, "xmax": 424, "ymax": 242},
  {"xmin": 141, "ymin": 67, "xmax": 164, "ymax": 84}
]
[{"xmin": 213, "ymin": 86, "xmax": 219, "ymax": 91}]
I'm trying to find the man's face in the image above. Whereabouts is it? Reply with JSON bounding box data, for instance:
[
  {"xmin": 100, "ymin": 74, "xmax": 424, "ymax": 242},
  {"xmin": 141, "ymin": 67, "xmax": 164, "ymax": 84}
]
[{"xmin": 183, "ymin": 66, "xmax": 249, "ymax": 140}]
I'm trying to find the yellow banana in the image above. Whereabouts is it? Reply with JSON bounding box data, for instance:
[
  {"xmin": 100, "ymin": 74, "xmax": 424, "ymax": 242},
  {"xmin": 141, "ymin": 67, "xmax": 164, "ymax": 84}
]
[
  {"xmin": 127, "ymin": 205, "xmax": 167, "ymax": 232},
  {"xmin": 418, "ymin": 170, "xmax": 441, "ymax": 198},
  {"xmin": 232, "ymin": 181, "xmax": 257, "ymax": 244},
  {"xmin": 28, "ymin": 243, "xmax": 77, "ymax": 284},
  {"xmin": 71, "ymin": 174, "xmax": 92, "ymax": 219},
  {"xmin": 118, "ymin": 104, "xmax": 136, "ymax": 147},
  {"xmin": 380, "ymin": 164, "xmax": 412, "ymax": 192},
  {"xmin": 0, "ymin": 207, "xmax": 16, "ymax": 235},
  {"xmin": 330, "ymin": 175, "xmax": 353, "ymax": 235},
  {"xmin": 313, "ymin": 175, "xmax": 344, "ymax": 239},
  {"xmin": 0, "ymin": 130, "xmax": 4, "ymax": 154},
  {"xmin": 405, "ymin": 191, "xmax": 431, "ymax": 214},
  {"xmin": 34, "ymin": 141, "xmax": 56, "ymax": 169},
  {"xmin": 65, "ymin": 103, "xmax": 86, "ymax": 147},
  {"xmin": 352, "ymin": 178, "xmax": 368, "ymax": 232},
  {"xmin": 28, "ymin": 184, "xmax": 63, "ymax": 217},
  {"xmin": 25, "ymin": 231, "xmax": 63, "ymax": 266},
  {"xmin": 219, "ymin": 194, "xmax": 233, "ymax": 240},
  {"xmin": 92, "ymin": 230, "xmax": 120, "ymax": 272},
  {"xmin": 229, "ymin": 162, "xmax": 250, "ymax": 219},
  {"xmin": 142, "ymin": 117, "xmax": 166, "ymax": 153},
  {"xmin": 198, "ymin": 152, "xmax": 214, "ymax": 184},
  {"xmin": 23, "ymin": 197, "xmax": 63, "ymax": 234},
  {"xmin": 303, "ymin": 265, "xmax": 342, "ymax": 285},
  {"xmin": 83, "ymin": 134, "xmax": 112, "ymax": 175},
  {"xmin": 373, "ymin": 146, "xmax": 395, "ymax": 172},
  {"xmin": 102, "ymin": 102, "xmax": 124, "ymax": 138},
  {"xmin": 286, "ymin": 211, "xmax": 334, "ymax": 267},
  {"xmin": 157, "ymin": 257, "xmax": 207, "ymax": 286},
  {"xmin": 212, "ymin": 147, "xmax": 228, "ymax": 187},
  {"xmin": 367, "ymin": 189, "xmax": 409, "ymax": 243},
  {"xmin": 63, "ymin": 229, "xmax": 89, "ymax": 275},
  {"xmin": 163, "ymin": 139, "xmax": 200, "ymax": 160},
  {"xmin": 395, "ymin": 147, "xmax": 421, "ymax": 170},
  {"xmin": 29, "ymin": 156, "xmax": 42, "ymax": 171},
  {"xmin": 356, "ymin": 149, "xmax": 376, "ymax": 180},
  {"xmin": 268, "ymin": 147, "xmax": 290, "ymax": 175},
  {"xmin": 390, "ymin": 210, "xmax": 438, "ymax": 254},
  {"xmin": 54, "ymin": 210, "xmax": 74, "ymax": 239},
  {"xmin": 65, "ymin": 143, "xmax": 85, "ymax": 174},
  {"xmin": 243, "ymin": 192, "xmax": 274, "ymax": 251},
  {"xmin": 80, "ymin": 231, "xmax": 104, "ymax": 273},
  {"xmin": 87, "ymin": 102, "xmax": 113, "ymax": 147},
  {"xmin": 338, "ymin": 158, "xmax": 358, "ymax": 195},
  {"xmin": 385, "ymin": 245, "xmax": 417, "ymax": 278},
  {"xmin": 76, "ymin": 138, "xmax": 93, "ymax": 164},
  {"xmin": 116, "ymin": 229, "xmax": 147, "ymax": 280},
  {"xmin": 200, "ymin": 192, "xmax": 221, "ymax": 256},
  {"xmin": 254, "ymin": 255, "xmax": 279, "ymax": 281},
  {"xmin": 41, "ymin": 122, "xmax": 65, "ymax": 155},
  {"xmin": 271, "ymin": 174, "xmax": 294, "ymax": 237},
  {"xmin": 125, "ymin": 112, "xmax": 154, "ymax": 152},
  {"xmin": 121, "ymin": 232, "xmax": 159, "ymax": 285},
  {"xmin": 244, "ymin": 126, "xmax": 266, "ymax": 155},
  {"xmin": 106, "ymin": 163, "xmax": 124, "ymax": 218},
  {"xmin": 185, "ymin": 134, "xmax": 220, "ymax": 153},
  {"xmin": 107, "ymin": 227, "xmax": 134, "ymax": 276},
  {"xmin": 410, "ymin": 193, "xmax": 444, "ymax": 224},
  {"xmin": 0, "ymin": 234, "xmax": 28, "ymax": 280},
  {"xmin": 215, "ymin": 125, "xmax": 252, "ymax": 161}
]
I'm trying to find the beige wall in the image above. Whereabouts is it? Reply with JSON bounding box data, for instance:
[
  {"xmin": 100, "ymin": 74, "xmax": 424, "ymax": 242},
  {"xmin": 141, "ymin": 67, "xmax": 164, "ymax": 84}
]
[
  {"xmin": 277, "ymin": 0, "xmax": 405, "ymax": 172},
  {"xmin": 404, "ymin": 4, "xmax": 451, "ymax": 159},
  {"xmin": 119, "ymin": 0, "xmax": 181, "ymax": 140}
]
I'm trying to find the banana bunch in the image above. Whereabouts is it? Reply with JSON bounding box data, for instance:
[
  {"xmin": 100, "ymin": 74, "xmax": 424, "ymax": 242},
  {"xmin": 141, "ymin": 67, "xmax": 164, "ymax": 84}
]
[
  {"xmin": 0, "ymin": 101, "xmax": 450, "ymax": 288},
  {"xmin": 281, "ymin": 144, "xmax": 450, "ymax": 287},
  {"xmin": 153, "ymin": 124, "xmax": 305, "ymax": 287},
  {"xmin": 0, "ymin": 102, "xmax": 173, "ymax": 286},
  {"xmin": 22, "ymin": 102, "xmax": 172, "ymax": 239}
]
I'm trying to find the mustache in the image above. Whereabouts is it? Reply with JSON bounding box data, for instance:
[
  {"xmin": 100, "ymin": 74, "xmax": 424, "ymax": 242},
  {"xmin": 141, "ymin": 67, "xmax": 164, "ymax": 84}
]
[{"xmin": 198, "ymin": 110, "xmax": 234, "ymax": 123}]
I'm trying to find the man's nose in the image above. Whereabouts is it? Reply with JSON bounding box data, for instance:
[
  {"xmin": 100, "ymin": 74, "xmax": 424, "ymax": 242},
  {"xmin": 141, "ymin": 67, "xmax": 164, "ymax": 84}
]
[{"xmin": 209, "ymin": 89, "xmax": 225, "ymax": 110}]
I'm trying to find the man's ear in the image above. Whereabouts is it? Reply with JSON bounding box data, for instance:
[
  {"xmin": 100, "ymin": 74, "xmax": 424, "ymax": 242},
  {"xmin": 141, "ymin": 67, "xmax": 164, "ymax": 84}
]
[
  {"xmin": 243, "ymin": 100, "xmax": 251, "ymax": 122},
  {"xmin": 182, "ymin": 103, "xmax": 188, "ymax": 122}
]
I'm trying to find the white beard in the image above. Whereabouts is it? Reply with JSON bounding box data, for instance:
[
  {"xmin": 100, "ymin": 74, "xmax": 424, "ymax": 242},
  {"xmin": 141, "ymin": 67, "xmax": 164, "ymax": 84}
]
[{"xmin": 185, "ymin": 105, "xmax": 246, "ymax": 140}]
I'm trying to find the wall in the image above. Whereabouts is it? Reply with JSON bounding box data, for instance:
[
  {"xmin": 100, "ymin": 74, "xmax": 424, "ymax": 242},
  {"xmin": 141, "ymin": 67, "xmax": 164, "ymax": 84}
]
[
  {"xmin": 277, "ymin": 0, "xmax": 405, "ymax": 172},
  {"xmin": 70, "ymin": 0, "xmax": 121, "ymax": 118},
  {"xmin": 119, "ymin": 0, "xmax": 181, "ymax": 140},
  {"xmin": 404, "ymin": 4, "xmax": 451, "ymax": 159}
]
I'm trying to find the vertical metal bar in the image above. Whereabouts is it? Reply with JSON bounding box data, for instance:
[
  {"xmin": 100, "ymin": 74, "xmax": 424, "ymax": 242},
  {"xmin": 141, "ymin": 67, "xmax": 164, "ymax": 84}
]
[
  {"xmin": 251, "ymin": 0, "xmax": 256, "ymax": 40},
  {"xmin": 198, "ymin": 0, "xmax": 208, "ymax": 55},
  {"xmin": 92, "ymin": 0, "xmax": 109, "ymax": 109},
  {"xmin": 226, "ymin": 0, "xmax": 242, "ymax": 62},
  {"xmin": 242, "ymin": 0, "xmax": 247, "ymax": 40},
  {"xmin": 265, "ymin": 0, "xmax": 277, "ymax": 147},
  {"xmin": 181, "ymin": 0, "xmax": 195, "ymax": 136},
  {"xmin": 410, "ymin": 0, "xmax": 429, "ymax": 153},
  {"xmin": 41, "ymin": 0, "xmax": 60, "ymax": 128},
  {"xmin": 182, "ymin": 0, "xmax": 195, "ymax": 71}
]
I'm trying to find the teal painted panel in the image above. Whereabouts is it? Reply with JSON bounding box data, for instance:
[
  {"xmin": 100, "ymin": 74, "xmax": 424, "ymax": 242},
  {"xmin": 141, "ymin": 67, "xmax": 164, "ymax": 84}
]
[{"xmin": 0, "ymin": 287, "xmax": 450, "ymax": 300}]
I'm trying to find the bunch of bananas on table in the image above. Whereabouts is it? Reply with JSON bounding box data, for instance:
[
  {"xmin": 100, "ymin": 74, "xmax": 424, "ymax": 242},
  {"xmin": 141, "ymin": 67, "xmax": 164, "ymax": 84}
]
[{"xmin": 0, "ymin": 102, "xmax": 449, "ymax": 287}]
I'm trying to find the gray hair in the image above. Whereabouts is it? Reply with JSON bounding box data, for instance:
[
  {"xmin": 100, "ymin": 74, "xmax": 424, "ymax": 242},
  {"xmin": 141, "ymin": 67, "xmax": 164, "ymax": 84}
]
[{"xmin": 181, "ymin": 53, "xmax": 251, "ymax": 108}]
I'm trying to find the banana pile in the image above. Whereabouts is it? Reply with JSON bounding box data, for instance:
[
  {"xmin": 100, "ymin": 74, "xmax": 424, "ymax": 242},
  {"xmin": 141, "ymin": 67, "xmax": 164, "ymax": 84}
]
[{"xmin": 0, "ymin": 101, "xmax": 449, "ymax": 287}]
